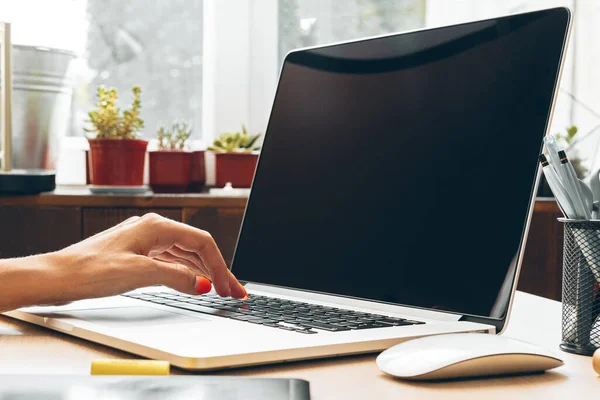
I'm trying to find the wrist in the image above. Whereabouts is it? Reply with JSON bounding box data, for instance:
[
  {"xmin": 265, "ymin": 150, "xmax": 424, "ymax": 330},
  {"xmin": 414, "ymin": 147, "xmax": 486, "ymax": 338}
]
[{"xmin": 0, "ymin": 253, "xmax": 58, "ymax": 312}]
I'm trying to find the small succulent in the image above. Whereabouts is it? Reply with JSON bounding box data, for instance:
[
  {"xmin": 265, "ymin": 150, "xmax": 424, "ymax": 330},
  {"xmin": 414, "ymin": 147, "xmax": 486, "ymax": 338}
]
[
  {"xmin": 555, "ymin": 125, "xmax": 587, "ymax": 178},
  {"xmin": 85, "ymin": 85, "xmax": 144, "ymax": 139},
  {"xmin": 157, "ymin": 121, "xmax": 192, "ymax": 150},
  {"xmin": 555, "ymin": 125, "xmax": 578, "ymax": 148},
  {"xmin": 208, "ymin": 125, "xmax": 261, "ymax": 153}
]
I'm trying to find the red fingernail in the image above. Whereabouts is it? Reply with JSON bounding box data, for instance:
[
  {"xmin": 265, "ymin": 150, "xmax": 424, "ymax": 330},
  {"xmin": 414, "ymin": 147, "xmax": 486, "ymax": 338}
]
[{"xmin": 195, "ymin": 277, "xmax": 212, "ymax": 294}]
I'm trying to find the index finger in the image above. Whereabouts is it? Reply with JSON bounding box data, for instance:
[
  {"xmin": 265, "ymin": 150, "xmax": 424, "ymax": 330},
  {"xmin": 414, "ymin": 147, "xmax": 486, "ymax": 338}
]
[{"xmin": 136, "ymin": 214, "xmax": 245, "ymax": 298}]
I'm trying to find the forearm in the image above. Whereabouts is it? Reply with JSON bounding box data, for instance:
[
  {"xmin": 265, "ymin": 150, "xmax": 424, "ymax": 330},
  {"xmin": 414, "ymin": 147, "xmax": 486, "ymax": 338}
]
[{"xmin": 0, "ymin": 253, "xmax": 56, "ymax": 312}]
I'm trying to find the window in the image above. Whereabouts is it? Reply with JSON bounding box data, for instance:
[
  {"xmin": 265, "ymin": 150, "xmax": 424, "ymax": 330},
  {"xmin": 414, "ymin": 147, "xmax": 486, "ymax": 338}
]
[
  {"xmin": 278, "ymin": 0, "xmax": 426, "ymax": 64},
  {"xmin": 0, "ymin": 0, "xmax": 203, "ymax": 139},
  {"xmin": 3, "ymin": 0, "xmax": 598, "ymax": 182},
  {"xmin": 75, "ymin": 0, "xmax": 203, "ymax": 138}
]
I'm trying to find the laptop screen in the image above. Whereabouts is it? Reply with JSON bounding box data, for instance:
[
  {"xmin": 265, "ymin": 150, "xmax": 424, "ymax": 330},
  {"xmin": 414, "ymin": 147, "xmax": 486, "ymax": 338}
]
[{"xmin": 232, "ymin": 9, "xmax": 570, "ymax": 319}]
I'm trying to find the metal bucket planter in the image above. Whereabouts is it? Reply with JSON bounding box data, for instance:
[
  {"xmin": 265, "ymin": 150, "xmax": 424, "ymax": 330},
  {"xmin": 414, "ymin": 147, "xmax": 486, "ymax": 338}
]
[{"xmin": 0, "ymin": 45, "xmax": 75, "ymax": 169}]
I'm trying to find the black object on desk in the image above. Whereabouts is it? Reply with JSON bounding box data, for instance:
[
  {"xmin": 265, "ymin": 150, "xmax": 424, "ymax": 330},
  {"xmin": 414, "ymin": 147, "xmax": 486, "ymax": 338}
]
[
  {"xmin": 0, "ymin": 170, "xmax": 56, "ymax": 195},
  {"xmin": 0, "ymin": 375, "xmax": 310, "ymax": 400},
  {"xmin": 560, "ymin": 219, "xmax": 600, "ymax": 356}
]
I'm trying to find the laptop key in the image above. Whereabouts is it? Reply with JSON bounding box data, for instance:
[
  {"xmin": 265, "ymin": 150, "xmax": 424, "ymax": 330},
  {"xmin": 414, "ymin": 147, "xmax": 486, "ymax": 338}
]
[
  {"xmin": 311, "ymin": 318, "xmax": 333, "ymax": 325},
  {"xmin": 147, "ymin": 298, "xmax": 173, "ymax": 304},
  {"xmin": 265, "ymin": 315, "xmax": 285, "ymax": 321},
  {"xmin": 262, "ymin": 323, "xmax": 281, "ymax": 328},
  {"xmin": 353, "ymin": 323, "xmax": 388, "ymax": 330},
  {"xmin": 277, "ymin": 322, "xmax": 310, "ymax": 330},
  {"xmin": 176, "ymin": 294, "xmax": 201, "ymax": 299},
  {"xmin": 186, "ymin": 300, "xmax": 213, "ymax": 306},
  {"xmin": 388, "ymin": 320, "xmax": 418, "ymax": 327},
  {"xmin": 165, "ymin": 302, "xmax": 238, "ymax": 318},
  {"xmin": 295, "ymin": 329, "xmax": 318, "ymax": 334},
  {"xmin": 375, "ymin": 318, "xmax": 408, "ymax": 326},
  {"xmin": 123, "ymin": 293, "xmax": 145, "ymax": 299},
  {"xmin": 301, "ymin": 321, "xmax": 351, "ymax": 332},
  {"xmin": 245, "ymin": 320, "xmax": 265, "ymax": 325},
  {"xmin": 356, "ymin": 318, "xmax": 378, "ymax": 324},
  {"xmin": 131, "ymin": 295, "xmax": 160, "ymax": 301},
  {"xmin": 295, "ymin": 316, "xmax": 314, "ymax": 323},
  {"xmin": 251, "ymin": 306, "xmax": 271, "ymax": 312},
  {"xmin": 277, "ymin": 326, "xmax": 296, "ymax": 331},
  {"xmin": 154, "ymin": 294, "xmax": 183, "ymax": 300},
  {"xmin": 246, "ymin": 318, "xmax": 277, "ymax": 325},
  {"xmin": 218, "ymin": 306, "xmax": 241, "ymax": 312}
]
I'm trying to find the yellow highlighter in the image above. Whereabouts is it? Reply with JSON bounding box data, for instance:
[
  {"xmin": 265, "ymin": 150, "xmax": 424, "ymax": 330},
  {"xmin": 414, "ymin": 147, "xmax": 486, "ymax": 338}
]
[{"xmin": 91, "ymin": 359, "xmax": 170, "ymax": 376}]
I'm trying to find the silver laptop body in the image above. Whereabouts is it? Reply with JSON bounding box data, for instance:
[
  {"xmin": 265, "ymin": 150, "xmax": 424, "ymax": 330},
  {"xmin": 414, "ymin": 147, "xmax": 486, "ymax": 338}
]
[{"xmin": 5, "ymin": 8, "xmax": 571, "ymax": 371}]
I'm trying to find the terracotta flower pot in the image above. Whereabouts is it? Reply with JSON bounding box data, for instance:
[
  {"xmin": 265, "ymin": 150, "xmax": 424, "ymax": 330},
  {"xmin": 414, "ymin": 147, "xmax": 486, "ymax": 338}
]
[
  {"xmin": 87, "ymin": 138, "xmax": 148, "ymax": 186},
  {"xmin": 215, "ymin": 152, "xmax": 259, "ymax": 188},
  {"xmin": 187, "ymin": 150, "xmax": 206, "ymax": 192},
  {"xmin": 85, "ymin": 150, "xmax": 90, "ymax": 185},
  {"xmin": 149, "ymin": 150, "xmax": 192, "ymax": 193}
]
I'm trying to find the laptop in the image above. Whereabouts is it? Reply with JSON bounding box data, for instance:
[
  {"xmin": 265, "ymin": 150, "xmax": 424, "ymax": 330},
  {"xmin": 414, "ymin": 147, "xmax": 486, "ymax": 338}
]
[{"xmin": 5, "ymin": 8, "xmax": 571, "ymax": 371}]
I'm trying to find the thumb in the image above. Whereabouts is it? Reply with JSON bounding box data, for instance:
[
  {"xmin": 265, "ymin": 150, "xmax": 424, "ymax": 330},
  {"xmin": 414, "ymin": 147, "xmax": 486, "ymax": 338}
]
[{"xmin": 151, "ymin": 259, "xmax": 213, "ymax": 296}]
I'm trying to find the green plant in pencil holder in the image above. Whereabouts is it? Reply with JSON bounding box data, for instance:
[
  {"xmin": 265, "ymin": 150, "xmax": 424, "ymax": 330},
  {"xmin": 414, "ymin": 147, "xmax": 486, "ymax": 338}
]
[
  {"xmin": 208, "ymin": 125, "xmax": 262, "ymax": 153},
  {"xmin": 556, "ymin": 125, "xmax": 587, "ymax": 178},
  {"xmin": 157, "ymin": 121, "xmax": 192, "ymax": 150}
]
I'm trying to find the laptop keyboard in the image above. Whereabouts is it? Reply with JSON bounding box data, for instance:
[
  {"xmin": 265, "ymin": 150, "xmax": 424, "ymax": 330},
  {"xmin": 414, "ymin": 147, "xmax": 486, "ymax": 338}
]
[{"xmin": 122, "ymin": 291, "xmax": 425, "ymax": 334}]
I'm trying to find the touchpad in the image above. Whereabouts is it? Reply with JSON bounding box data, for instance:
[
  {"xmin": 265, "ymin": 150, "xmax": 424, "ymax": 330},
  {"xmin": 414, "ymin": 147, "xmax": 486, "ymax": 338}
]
[{"xmin": 45, "ymin": 307, "xmax": 205, "ymax": 328}]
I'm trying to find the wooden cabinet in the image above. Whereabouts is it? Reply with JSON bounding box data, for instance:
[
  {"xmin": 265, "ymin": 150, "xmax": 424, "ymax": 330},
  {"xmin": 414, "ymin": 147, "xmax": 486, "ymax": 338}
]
[
  {"xmin": 0, "ymin": 187, "xmax": 247, "ymax": 267},
  {"xmin": 517, "ymin": 199, "xmax": 564, "ymax": 301},
  {"xmin": 0, "ymin": 206, "xmax": 81, "ymax": 259},
  {"xmin": 82, "ymin": 208, "xmax": 183, "ymax": 238},
  {"xmin": 0, "ymin": 189, "xmax": 565, "ymax": 300}
]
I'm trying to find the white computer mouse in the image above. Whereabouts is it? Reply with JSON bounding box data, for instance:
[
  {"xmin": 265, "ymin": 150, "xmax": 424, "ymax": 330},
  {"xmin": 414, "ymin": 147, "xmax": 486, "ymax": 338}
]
[{"xmin": 376, "ymin": 333, "xmax": 564, "ymax": 381}]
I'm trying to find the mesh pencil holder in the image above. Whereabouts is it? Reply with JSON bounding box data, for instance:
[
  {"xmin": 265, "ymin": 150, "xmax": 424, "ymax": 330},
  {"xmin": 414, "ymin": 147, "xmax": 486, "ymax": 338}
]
[{"xmin": 560, "ymin": 219, "xmax": 600, "ymax": 356}]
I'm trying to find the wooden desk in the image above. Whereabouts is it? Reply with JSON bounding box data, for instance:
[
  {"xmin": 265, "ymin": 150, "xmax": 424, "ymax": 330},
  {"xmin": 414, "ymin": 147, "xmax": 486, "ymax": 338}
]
[{"xmin": 0, "ymin": 291, "xmax": 597, "ymax": 399}]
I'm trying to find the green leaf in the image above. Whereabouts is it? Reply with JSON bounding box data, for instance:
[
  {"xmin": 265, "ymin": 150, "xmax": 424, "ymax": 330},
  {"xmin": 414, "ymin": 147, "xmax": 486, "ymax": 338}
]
[{"xmin": 244, "ymin": 134, "xmax": 261, "ymax": 149}]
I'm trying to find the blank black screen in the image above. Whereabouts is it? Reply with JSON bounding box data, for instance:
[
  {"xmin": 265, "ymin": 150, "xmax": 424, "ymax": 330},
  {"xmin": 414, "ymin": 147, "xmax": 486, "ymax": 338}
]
[{"xmin": 233, "ymin": 9, "xmax": 569, "ymax": 318}]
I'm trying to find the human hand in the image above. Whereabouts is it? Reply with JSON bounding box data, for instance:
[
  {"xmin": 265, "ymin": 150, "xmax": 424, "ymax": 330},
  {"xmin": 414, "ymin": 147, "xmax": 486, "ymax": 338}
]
[{"xmin": 0, "ymin": 213, "xmax": 246, "ymax": 311}]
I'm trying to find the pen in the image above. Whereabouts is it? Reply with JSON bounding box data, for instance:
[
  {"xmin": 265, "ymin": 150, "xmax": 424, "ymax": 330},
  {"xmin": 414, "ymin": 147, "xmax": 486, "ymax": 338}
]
[
  {"xmin": 539, "ymin": 154, "xmax": 574, "ymax": 218},
  {"xmin": 558, "ymin": 150, "xmax": 591, "ymax": 219},
  {"xmin": 589, "ymin": 168, "xmax": 600, "ymax": 219},
  {"xmin": 543, "ymin": 136, "xmax": 566, "ymax": 181}
]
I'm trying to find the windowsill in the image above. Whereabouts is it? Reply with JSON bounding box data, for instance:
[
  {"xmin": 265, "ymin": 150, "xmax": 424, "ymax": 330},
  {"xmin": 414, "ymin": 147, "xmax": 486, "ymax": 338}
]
[{"xmin": 0, "ymin": 184, "xmax": 249, "ymax": 208}]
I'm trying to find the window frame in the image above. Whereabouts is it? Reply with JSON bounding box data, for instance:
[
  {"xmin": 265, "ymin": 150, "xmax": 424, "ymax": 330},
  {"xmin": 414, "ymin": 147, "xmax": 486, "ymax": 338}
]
[{"xmin": 59, "ymin": 0, "xmax": 582, "ymax": 184}]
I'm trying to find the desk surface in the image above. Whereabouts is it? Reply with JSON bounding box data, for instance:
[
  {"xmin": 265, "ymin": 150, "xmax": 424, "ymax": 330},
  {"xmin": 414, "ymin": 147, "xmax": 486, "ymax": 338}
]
[{"xmin": 0, "ymin": 291, "xmax": 597, "ymax": 399}]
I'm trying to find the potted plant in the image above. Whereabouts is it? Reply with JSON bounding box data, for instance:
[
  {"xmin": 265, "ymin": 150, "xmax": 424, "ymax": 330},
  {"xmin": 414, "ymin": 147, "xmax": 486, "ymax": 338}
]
[
  {"xmin": 86, "ymin": 85, "xmax": 147, "ymax": 186},
  {"xmin": 149, "ymin": 121, "xmax": 193, "ymax": 193},
  {"xmin": 208, "ymin": 125, "xmax": 261, "ymax": 188},
  {"xmin": 188, "ymin": 147, "xmax": 207, "ymax": 192}
]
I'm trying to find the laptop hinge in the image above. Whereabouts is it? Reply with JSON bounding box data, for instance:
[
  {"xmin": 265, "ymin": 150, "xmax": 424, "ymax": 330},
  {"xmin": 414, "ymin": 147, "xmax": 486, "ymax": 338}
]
[{"xmin": 244, "ymin": 283, "xmax": 462, "ymax": 322}]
